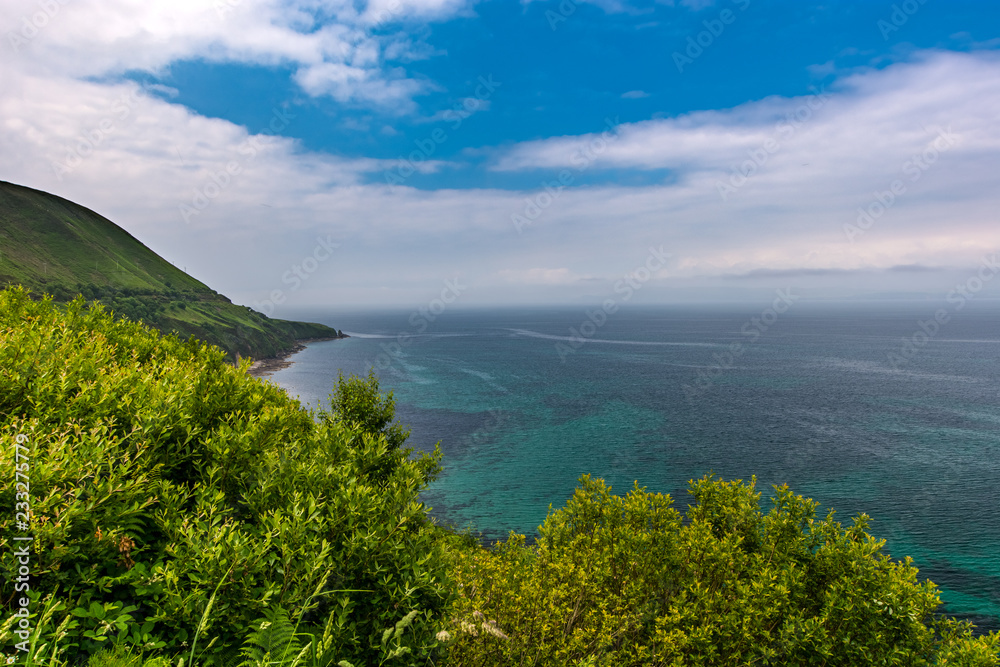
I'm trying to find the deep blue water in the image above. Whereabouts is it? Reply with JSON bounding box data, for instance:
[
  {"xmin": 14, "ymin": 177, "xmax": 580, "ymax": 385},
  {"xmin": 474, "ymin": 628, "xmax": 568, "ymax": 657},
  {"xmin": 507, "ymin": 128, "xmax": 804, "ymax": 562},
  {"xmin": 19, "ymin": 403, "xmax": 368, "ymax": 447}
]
[{"xmin": 263, "ymin": 301, "xmax": 1000, "ymax": 630}]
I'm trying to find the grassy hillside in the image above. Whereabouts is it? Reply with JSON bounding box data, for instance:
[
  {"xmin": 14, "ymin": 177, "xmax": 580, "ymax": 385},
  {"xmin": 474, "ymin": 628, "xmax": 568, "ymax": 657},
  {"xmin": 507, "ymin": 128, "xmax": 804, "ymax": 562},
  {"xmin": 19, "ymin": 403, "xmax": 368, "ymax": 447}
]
[{"xmin": 0, "ymin": 180, "xmax": 343, "ymax": 359}]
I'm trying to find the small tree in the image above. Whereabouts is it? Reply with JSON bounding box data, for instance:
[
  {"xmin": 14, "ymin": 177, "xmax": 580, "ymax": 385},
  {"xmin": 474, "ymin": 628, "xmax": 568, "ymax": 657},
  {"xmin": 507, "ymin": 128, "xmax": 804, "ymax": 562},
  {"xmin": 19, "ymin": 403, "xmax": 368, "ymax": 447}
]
[
  {"xmin": 327, "ymin": 371, "xmax": 408, "ymax": 449},
  {"xmin": 446, "ymin": 475, "xmax": 1000, "ymax": 666},
  {"xmin": 325, "ymin": 371, "xmax": 440, "ymax": 486}
]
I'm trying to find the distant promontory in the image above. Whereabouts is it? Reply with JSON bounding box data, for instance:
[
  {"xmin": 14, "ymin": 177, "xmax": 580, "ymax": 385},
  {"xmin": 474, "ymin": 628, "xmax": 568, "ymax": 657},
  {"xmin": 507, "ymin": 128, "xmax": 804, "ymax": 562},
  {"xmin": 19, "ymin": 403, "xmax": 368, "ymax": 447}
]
[{"xmin": 0, "ymin": 179, "xmax": 345, "ymax": 361}]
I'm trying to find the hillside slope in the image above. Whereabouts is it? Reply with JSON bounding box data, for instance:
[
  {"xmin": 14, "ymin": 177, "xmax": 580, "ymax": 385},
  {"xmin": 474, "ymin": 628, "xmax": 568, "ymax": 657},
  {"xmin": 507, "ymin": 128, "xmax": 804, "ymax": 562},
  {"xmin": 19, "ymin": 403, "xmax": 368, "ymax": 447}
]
[{"xmin": 0, "ymin": 180, "xmax": 343, "ymax": 360}]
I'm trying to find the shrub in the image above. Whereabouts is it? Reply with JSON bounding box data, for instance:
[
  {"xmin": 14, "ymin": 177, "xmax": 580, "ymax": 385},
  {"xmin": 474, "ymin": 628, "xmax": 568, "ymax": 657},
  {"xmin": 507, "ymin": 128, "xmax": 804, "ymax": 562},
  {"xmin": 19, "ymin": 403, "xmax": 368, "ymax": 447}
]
[
  {"xmin": 446, "ymin": 475, "xmax": 1000, "ymax": 666},
  {"xmin": 0, "ymin": 287, "xmax": 450, "ymax": 665}
]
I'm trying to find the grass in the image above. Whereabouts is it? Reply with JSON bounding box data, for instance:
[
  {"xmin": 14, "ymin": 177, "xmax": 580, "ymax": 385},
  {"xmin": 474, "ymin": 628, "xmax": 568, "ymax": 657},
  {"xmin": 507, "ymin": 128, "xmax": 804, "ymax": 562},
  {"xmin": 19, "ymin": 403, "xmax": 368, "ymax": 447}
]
[{"xmin": 0, "ymin": 179, "xmax": 342, "ymax": 360}]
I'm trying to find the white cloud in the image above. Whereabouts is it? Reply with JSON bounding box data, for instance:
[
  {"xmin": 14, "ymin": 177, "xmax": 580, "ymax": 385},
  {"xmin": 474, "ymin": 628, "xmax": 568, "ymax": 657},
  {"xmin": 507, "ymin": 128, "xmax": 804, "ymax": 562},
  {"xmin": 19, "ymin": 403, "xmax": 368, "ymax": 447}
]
[
  {"xmin": 621, "ymin": 90, "xmax": 649, "ymax": 99},
  {"xmin": 481, "ymin": 52, "xmax": 1000, "ymax": 285},
  {"xmin": 294, "ymin": 62, "xmax": 428, "ymax": 110},
  {"xmin": 492, "ymin": 51, "xmax": 1000, "ymax": 177},
  {"xmin": 497, "ymin": 268, "xmax": 597, "ymax": 285},
  {"xmin": 1, "ymin": 45, "xmax": 998, "ymax": 306},
  {"xmin": 361, "ymin": 0, "xmax": 477, "ymax": 24},
  {"xmin": 0, "ymin": 0, "xmax": 470, "ymax": 111}
]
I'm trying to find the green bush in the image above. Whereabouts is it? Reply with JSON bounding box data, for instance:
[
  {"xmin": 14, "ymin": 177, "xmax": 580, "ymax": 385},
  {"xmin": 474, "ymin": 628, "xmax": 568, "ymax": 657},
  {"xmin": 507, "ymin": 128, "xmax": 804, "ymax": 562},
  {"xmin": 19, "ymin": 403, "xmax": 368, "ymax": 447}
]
[
  {"xmin": 446, "ymin": 475, "xmax": 1000, "ymax": 666},
  {"xmin": 0, "ymin": 287, "xmax": 450, "ymax": 665}
]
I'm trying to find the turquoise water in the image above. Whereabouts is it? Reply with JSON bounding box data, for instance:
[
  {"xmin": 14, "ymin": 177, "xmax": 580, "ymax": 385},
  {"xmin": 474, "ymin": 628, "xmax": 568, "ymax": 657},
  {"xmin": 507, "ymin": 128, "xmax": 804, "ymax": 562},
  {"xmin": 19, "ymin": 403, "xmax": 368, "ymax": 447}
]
[{"xmin": 263, "ymin": 301, "xmax": 1000, "ymax": 630}]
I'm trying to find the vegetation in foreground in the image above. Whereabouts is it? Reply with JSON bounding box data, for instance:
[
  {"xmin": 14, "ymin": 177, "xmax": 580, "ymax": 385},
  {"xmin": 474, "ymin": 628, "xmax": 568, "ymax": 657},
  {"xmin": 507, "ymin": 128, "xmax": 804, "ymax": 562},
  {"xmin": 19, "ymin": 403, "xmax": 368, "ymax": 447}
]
[
  {"xmin": 446, "ymin": 477, "xmax": 999, "ymax": 665},
  {"xmin": 0, "ymin": 180, "xmax": 342, "ymax": 360},
  {"xmin": 1, "ymin": 286, "xmax": 998, "ymax": 666},
  {"xmin": 0, "ymin": 287, "xmax": 449, "ymax": 665}
]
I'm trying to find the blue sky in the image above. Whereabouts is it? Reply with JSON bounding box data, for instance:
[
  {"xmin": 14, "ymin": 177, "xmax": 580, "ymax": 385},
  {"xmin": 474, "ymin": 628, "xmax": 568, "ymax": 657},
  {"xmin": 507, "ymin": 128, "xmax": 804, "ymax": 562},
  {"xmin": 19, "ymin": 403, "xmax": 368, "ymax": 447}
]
[
  {"xmin": 2, "ymin": 0, "xmax": 1000, "ymax": 309},
  {"xmin": 146, "ymin": 1, "xmax": 998, "ymax": 189}
]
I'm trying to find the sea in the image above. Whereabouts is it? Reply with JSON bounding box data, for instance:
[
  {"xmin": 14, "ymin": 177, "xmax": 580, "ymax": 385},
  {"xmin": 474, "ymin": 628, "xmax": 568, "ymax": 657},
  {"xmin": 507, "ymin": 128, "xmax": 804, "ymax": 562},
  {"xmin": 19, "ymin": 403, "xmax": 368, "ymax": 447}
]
[{"xmin": 261, "ymin": 300, "xmax": 1000, "ymax": 630}]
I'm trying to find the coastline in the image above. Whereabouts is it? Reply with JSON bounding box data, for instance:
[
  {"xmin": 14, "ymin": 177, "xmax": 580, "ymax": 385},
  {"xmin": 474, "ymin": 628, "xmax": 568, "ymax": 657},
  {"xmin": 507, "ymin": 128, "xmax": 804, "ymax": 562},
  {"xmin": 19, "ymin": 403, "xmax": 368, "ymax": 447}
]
[{"xmin": 247, "ymin": 335, "xmax": 348, "ymax": 377}]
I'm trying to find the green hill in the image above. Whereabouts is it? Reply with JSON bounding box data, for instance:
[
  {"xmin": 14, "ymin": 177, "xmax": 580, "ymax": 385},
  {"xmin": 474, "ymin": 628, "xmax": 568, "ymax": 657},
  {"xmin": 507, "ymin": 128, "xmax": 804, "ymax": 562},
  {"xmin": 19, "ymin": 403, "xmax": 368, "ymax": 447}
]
[{"xmin": 0, "ymin": 179, "xmax": 344, "ymax": 360}]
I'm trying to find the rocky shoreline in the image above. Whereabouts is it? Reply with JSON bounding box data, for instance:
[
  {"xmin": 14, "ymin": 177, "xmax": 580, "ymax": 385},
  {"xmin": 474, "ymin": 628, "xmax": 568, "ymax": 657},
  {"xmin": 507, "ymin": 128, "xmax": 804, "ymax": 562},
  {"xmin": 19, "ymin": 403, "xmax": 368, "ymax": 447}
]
[{"xmin": 247, "ymin": 334, "xmax": 348, "ymax": 377}]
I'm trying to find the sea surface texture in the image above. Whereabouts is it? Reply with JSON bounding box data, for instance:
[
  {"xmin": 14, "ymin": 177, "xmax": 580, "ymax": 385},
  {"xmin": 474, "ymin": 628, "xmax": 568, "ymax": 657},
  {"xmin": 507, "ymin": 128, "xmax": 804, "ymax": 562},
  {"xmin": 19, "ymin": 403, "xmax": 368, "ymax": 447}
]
[{"xmin": 264, "ymin": 302, "xmax": 1000, "ymax": 629}]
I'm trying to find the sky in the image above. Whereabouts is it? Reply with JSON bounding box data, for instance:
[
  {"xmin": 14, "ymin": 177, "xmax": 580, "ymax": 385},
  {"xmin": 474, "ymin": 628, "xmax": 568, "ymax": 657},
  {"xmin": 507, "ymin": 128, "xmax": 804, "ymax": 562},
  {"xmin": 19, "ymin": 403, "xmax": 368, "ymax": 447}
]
[{"xmin": 2, "ymin": 0, "xmax": 1000, "ymax": 311}]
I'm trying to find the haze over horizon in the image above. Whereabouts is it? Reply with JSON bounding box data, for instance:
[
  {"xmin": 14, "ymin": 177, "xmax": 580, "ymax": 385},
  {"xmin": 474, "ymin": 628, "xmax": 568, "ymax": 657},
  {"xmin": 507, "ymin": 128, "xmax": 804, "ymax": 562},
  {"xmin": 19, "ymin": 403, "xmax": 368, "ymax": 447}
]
[{"xmin": 2, "ymin": 0, "xmax": 999, "ymax": 310}]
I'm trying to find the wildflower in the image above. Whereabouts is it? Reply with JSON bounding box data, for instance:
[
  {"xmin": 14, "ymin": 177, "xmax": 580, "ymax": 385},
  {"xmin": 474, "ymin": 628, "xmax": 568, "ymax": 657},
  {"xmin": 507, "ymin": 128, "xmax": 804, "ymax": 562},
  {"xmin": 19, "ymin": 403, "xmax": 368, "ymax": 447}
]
[{"xmin": 481, "ymin": 619, "xmax": 509, "ymax": 640}]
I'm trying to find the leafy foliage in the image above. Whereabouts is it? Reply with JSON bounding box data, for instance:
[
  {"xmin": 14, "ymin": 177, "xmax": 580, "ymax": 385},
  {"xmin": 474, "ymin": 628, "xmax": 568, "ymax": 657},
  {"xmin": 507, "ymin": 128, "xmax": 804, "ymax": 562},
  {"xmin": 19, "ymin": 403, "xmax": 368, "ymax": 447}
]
[
  {"xmin": 85, "ymin": 643, "xmax": 170, "ymax": 667},
  {"xmin": 0, "ymin": 287, "xmax": 450, "ymax": 665},
  {"xmin": 446, "ymin": 475, "xmax": 1000, "ymax": 666}
]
